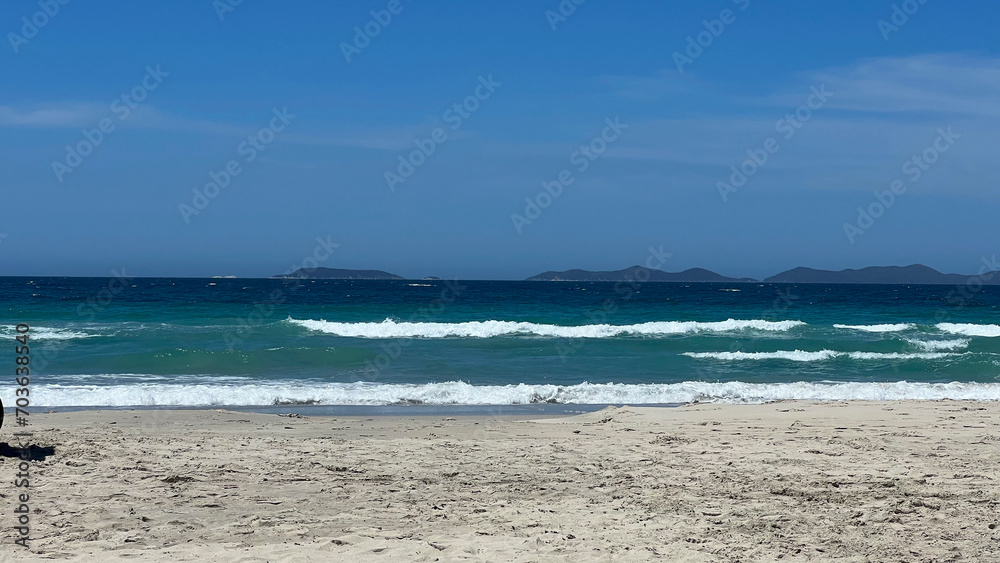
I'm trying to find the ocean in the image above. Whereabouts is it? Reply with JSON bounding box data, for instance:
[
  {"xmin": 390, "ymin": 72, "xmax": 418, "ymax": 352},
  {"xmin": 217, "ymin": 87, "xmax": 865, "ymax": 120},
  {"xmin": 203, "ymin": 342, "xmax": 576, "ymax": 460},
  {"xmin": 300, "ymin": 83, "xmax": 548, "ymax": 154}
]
[{"xmin": 3, "ymin": 277, "xmax": 1000, "ymax": 407}]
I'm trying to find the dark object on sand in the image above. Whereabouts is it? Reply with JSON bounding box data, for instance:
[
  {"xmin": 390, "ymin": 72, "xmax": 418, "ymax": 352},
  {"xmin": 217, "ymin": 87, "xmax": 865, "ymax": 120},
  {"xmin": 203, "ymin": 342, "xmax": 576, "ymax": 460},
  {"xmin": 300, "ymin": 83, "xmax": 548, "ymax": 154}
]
[{"xmin": 0, "ymin": 443, "xmax": 56, "ymax": 461}]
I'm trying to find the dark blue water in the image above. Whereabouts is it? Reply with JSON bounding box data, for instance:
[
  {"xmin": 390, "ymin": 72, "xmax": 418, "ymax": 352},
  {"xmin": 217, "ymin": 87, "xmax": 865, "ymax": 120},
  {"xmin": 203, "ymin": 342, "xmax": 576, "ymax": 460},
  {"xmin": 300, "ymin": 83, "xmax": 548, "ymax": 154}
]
[{"xmin": 2, "ymin": 277, "xmax": 999, "ymax": 406}]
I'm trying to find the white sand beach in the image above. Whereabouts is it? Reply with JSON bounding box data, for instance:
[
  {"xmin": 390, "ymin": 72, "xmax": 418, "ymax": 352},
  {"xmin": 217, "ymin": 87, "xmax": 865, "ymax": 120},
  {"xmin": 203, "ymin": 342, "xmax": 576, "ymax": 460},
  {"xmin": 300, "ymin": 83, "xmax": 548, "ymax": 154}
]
[{"xmin": 9, "ymin": 401, "xmax": 1000, "ymax": 561}]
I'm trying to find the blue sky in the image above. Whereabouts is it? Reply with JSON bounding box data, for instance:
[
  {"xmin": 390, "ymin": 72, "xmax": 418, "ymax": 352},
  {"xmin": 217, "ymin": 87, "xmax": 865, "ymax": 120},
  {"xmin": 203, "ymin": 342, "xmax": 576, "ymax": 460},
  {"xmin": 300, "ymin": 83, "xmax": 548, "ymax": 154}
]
[{"xmin": 1, "ymin": 0, "xmax": 999, "ymax": 279}]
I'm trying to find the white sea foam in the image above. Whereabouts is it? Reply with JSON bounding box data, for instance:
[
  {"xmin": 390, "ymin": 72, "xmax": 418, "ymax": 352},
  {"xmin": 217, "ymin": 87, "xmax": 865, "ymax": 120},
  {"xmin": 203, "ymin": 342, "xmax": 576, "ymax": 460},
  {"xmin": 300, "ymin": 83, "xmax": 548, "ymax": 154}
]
[
  {"xmin": 684, "ymin": 350, "xmax": 839, "ymax": 362},
  {"xmin": 0, "ymin": 325, "xmax": 99, "ymax": 340},
  {"xmin": 684, "ymin": 350, "xmax": 954, "ymax": 361},
  {"xmin": 26, "ymin": 380, "xmax": 1000, "ymax": 407},
  {"xmin": 287, "ymin": 318, "xmax": 806, "ymax": 338},
  {"xmin": 833, "ymin": 323, "xmax": 916, "ymax": 333},
  {"xmin": 937, "ymin": 323, "xmax": 1000, "ymax": 337},
  {"xmin": 845, "ymin": 352, "xmax": 952, "ymax": 360},
  {"xmin": 905, "ymin": 338, "xmax": 971, "ymax": 351}
]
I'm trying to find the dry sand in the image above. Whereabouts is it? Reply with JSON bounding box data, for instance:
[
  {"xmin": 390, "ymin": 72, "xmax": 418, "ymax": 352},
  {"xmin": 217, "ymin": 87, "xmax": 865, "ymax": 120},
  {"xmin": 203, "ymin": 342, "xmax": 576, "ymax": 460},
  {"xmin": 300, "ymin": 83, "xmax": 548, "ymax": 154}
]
[{"xmin": 4, "ymin": 401, "xmax": 1000, "ymax": 561}]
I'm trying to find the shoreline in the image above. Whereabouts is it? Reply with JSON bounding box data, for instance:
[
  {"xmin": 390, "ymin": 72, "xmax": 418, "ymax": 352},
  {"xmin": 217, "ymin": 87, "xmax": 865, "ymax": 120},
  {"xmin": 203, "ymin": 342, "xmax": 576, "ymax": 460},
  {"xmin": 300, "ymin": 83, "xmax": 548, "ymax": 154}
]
[
  {"xmin": 22, "ymin": 379, "xmax": 1000, "ymax": 408},
  {"xmin": 5, "ymin": 402, "xmax": 681, "ymax": 417},
  {"xmin": 10, "ymin": 400, "xmax": 1000, "ymax": 561}
]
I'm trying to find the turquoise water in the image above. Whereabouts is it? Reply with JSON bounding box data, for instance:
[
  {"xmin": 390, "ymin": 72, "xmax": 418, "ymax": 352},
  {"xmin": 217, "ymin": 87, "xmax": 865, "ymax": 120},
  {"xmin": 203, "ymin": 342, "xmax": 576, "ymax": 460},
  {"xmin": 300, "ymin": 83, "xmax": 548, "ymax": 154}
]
[{"xmin": 2, "ymin": 277, "xmax": 1000, "ymax": 406}]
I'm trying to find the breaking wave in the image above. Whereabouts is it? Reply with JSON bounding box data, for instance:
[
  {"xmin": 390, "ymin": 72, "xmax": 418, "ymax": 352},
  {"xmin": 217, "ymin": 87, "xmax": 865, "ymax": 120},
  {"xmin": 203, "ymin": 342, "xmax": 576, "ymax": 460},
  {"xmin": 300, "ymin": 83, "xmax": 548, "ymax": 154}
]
[
  {"xmin": 287, "ymin": 318, "xmax": 806, "ymax": 338},
  {"xmin": 0, "ymin": 325, "xmax": 101, "ymax": 340},
  {"xmin": 937, "ymin": 323, "xmax": 1000, "ymax": 337},
  {"xmin": 905, "ymin": 338, "xmax": 971, "ymax": 351},
  {"xmin": 833, "ymin": 323, "xmax": 916, "ymax": 333},
  {"xmin": 683, "ymin": 350, "xmax": 956, "ymax": 362}
]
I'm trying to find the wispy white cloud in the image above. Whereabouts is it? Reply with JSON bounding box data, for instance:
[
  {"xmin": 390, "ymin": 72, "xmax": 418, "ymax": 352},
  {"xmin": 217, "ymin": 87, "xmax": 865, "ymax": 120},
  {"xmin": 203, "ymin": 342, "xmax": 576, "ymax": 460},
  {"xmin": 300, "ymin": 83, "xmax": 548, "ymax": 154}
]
[
  {"xmin": 0, "ymin": 103, "xmax": 106, "ymax": 127},
  {"xmin": 800, "ymin": 53, "xmax": 1000, "ymax": 117},
  {"xmin": 565, "ymin": 54, "xmax": 1000, "ymax": 194},
  {"xmin": 0, "ymin": 103, "xmax": 249, "ymax": 133},
  {"xmin": 584, "ymin": 53, "xmax": 1000, "ymax": 197},
  {"xmin": 608, "ymin": 53, "xmax": 1000, "ymax": 117},
  {"xmin": 281, "ymin": 125, "xmax": 475, "ymax": 151},
  {"xmin": 0, "ymin": 102, "xmax": 441, "ymax": 151}
]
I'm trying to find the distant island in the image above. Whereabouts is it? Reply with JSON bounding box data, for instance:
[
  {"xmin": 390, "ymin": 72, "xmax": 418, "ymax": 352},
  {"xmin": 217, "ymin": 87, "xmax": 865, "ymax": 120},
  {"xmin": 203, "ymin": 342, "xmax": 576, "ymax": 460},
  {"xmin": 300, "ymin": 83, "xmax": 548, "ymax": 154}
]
[
  {"xmin": 273, "ymin": 267, "xmax": 403, "ymax": 280},
  {"xmin": 263, "ymin": 263, "xmax": 999, "ymax": 284},
  {"xmin": 763, "ymin": 265, "xmax": 1000, "ymax": 285},
  {"xmin": 526, "ymin": 266, "xmax": 754, "ymax": 283},
  {"xmin": 525, "ymin": 264, "xmax": 999, "ymax": 285}
]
